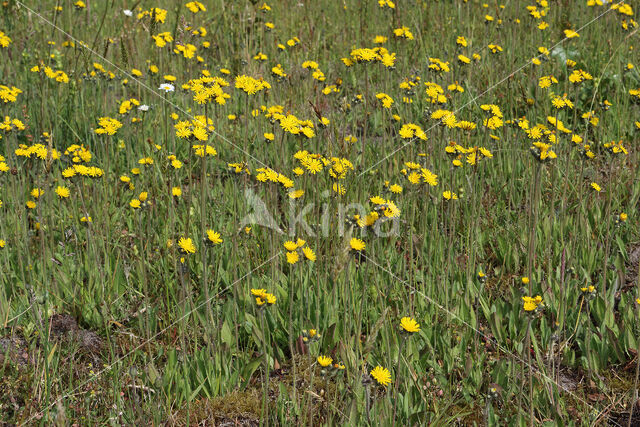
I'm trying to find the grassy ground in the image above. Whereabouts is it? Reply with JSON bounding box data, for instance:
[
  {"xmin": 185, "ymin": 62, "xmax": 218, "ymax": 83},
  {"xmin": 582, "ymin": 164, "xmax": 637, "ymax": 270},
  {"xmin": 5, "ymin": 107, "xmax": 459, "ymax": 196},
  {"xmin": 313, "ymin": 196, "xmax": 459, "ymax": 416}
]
[{"xmin": 1, "ymin": 0, "xmax": 640, "ymax": 424}]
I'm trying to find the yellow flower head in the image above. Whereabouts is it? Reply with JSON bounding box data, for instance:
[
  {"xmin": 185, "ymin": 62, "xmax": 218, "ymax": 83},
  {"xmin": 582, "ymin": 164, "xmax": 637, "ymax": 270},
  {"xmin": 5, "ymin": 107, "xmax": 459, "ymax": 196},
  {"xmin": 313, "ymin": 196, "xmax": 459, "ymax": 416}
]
[
  {"xmin": 317, "ymin": 355, "xmax": 333, "ymax": 367},
  {"xmin": 252, "ymin": 288, "xmax": 276, "ymax": 306},
  {"xmin": 55, "ymin": 186, "xmax": 70, "ymax": 198},
  {"xmin": 251, "ymin": 289, "xmax": 267, "ymax": 298},
  {"xmin": 206, "ymin": 229, "xmax": 223, "ymax": 245},
  {"xmin": 522, "ymin": 295, "xmax": 543, "ymax": 312},
  {"xmin": 286, "ymin": 251, "xmax": 299, "ymax": 264},
  {"xmin": 350, "ymin": 238, "xmax": 366, "ymax": 252},
  {"xmin": 302, "ymin": 246, "xmax": 316, "ymax": 261},
  {"xmin": 178, "ymin": 237, "xmax": 196, "ymax": 254},
  {"xmin": 400, "ymin": 317, "xmax": 420, "ymax": 333},
  {"xmin": 283, "ymin": 240, "xmax": 298, "ymax": 251},
  {"xmin": 370, "ymin": 365, "xmax": 392, "ymax": 387}
]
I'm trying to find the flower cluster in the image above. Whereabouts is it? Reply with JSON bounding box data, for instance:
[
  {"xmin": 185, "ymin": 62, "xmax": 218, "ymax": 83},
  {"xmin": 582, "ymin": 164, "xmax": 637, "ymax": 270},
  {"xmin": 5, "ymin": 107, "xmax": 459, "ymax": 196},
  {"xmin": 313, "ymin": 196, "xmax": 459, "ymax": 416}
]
[
  {"xmin": 283, "ymin": 238, "xmax": 316, "ymax": 264},
  {"xmin": 251, "ymin": 289, "xmax": 277, "ymax": 307}
]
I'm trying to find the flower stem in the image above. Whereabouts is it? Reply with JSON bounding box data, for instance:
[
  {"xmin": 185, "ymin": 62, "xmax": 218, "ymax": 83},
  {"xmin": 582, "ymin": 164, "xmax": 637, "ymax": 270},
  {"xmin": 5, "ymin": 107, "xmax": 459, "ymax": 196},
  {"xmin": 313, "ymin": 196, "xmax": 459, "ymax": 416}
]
[{"xmin": 391, "ymin": 336, "xmax": 406, "ymax": 427}]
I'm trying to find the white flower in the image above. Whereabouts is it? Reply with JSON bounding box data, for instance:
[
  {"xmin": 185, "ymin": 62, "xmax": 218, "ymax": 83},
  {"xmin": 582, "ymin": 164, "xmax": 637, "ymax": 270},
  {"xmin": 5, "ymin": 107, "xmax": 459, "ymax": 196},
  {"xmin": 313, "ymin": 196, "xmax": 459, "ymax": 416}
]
[
  {"xmin": 138, "ymin": 104, "xmax": 150, "ymax": 112},
  {"xmin": 159, "ymin": 83, "xmax": 175, "ymax": 93},
  {"xmin": 123, "ymin": 9, "xmax": 133, "ymax": 16}
]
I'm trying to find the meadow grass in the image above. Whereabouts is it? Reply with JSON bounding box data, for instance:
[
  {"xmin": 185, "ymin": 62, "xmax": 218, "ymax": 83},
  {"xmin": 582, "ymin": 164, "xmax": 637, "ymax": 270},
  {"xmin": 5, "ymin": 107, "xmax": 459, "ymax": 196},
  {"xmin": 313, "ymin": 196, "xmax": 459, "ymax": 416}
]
[{"xmin": 0, "ymin": 0, "xmax": 640, "ymax": 424}]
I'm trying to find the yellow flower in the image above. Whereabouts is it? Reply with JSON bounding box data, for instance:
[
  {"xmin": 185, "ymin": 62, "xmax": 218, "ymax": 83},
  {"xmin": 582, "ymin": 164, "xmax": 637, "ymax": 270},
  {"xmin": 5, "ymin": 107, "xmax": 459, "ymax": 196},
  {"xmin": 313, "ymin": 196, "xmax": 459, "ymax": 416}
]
[
  {"xmin": 55, "ymin": 186, "xmax": 70, "ymax": 198},
  {"xmin": 370, "ymin": 195, "xmax": 386, "ymax": 205},
  {"xmin": 254, "ymin": 289, "xmax": 276, "ymax": 306},
  {"xmin": 286, "ymin": 251, "xmax": 299, "ymax": 264},
  {"xmin": 389, "ymin": 184, "xmax": 403, "ymax": 194},
  {"xmin": 130, "ymin": 199, "xmax": 141, "ymax": 209},
  {"xmin": 206, "ymin": 229, "xmax": 223, "ymax": 245},
  {"xmin": 178, "ymin": 237, "xmax": 196, "ymax": 254},
  {"xmin": 317, "ymin": 356, "xmax": 333, "ymax": 367},
  {"xmin": 0, "ymin": 239, "xmax": 5, "ymax": 248},
  {"xmin": 421, "ymin": 168, "xmax": 438, "ymax": 186},
  {"xmin": 251, "ymin": 288, "xmax": 267, "ymax": 298},
  {"xmin": 283, "ymin": 240, "xmax": 298, "ymax": 251},
  {"xmin": 522, "ymin": 295, "xmax": 543, "ymax": 312},
  {"xmin": 350, "ymin": 238, "xmax": 365, "ymax": 251},
  {"xmin": 370, "ymin": 365, "xmax": 392, "ymax": 387},
  {"xmin": 302, "ymin": 246, "xmax": 316, "ymax": 261},
  {"xmin": 442, "ymin": 191, "xmax": 458, "ymax": 200},
  {"xmin": 590, "ymin": 182, "xmax": 601, "ymax": 192},
  {"xmin": 172, "ymin": 187, "xmax": 182, "ymax": 197},
  {"xmin": 265, "ymin": 293, "xmax": 276, "ymax": 305},
  {"xmin": 333, "ymin": 182, "xmax": 346, "ymax": 195},
  {"xmin": 581, "ymin": 285, "xmax": 595, "ymax": 293},
  {"xmin": 564, "ymin": 29, "xmax": 579, "ymax": 38},
  {"xmin": 400, "ymin": 317, "xmax": 420, "ymax": 333},
  {"xmin": 521, "ymin": 277, "xmax": 530, "ymax": 285},
  {"xmin": 288, "ymin": 189, "xmax": 304, "ymax": 199}
]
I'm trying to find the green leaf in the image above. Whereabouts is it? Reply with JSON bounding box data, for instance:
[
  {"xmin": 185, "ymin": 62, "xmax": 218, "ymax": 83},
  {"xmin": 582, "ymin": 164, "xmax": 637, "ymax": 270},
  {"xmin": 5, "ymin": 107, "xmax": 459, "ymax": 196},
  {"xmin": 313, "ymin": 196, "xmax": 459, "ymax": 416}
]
[
  {"xmin": 221, "ymin": 320, "xmax": 233, "ymax": 347},
  {"xmin": 241, "ymin": 357, "xmax": 263, "ymax": 389}
]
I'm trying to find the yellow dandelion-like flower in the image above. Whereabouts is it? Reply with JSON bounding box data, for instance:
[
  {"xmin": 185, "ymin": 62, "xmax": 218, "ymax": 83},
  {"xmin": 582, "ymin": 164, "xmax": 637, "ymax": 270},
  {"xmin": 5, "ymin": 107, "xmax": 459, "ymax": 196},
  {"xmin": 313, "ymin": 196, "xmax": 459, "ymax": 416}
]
[
  {"xmin": 55, "ymin": 186, "xmax": 70, "ymax": 198},
  {"xmin": 442, "ymin": 191, "xmax": 458, "ymax": 200},
  {"xmin": 400, "ymin": 317, "xmax": 420, "ymax": 333},
  {"xmin": 288, "ymin": 189, "xmax": 304, "ymax": 199},
  {"xmin": 302, "ymin": 246, "xmax": 316, "ymax": 261},
  {"xmin": 178, "ymin": 237, "xmax": 196, "ymax": 254},
  {"xmin": 283, "ymin": 240, "xmax": 298, "ymax": 251},
  {"xmin": 350, "ymin": 238, "xmax": 366, "ymax": 252},
  {"xmin": 522, "ymin": 295, "xmax": 543, "ymax": 312},
  {"xmin": 370, "ymin": 366, "xmax": 392, "ymax": 387},
  {"xmin": 317, "ymin": 356, "xmax": 333, "ymax": 367},
  {"xmin": 286, "ymin": 251, "xmax": 299, "ymax": 264},
  {"xmin": 206, "ymin": 229, "xmax": 223, "ymax": 245},
  {"xmin": 251, "ymin": 289, "xmax": 267, "ymax": 298}
]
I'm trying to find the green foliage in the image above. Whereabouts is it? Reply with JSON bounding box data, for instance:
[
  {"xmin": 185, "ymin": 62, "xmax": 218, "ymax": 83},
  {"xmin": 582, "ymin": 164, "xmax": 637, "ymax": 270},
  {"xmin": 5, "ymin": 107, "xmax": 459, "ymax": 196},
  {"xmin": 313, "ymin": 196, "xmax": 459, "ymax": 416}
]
[{"xmin": 0, "ymin": 0, "xmax": 639, "ymax": 425}]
